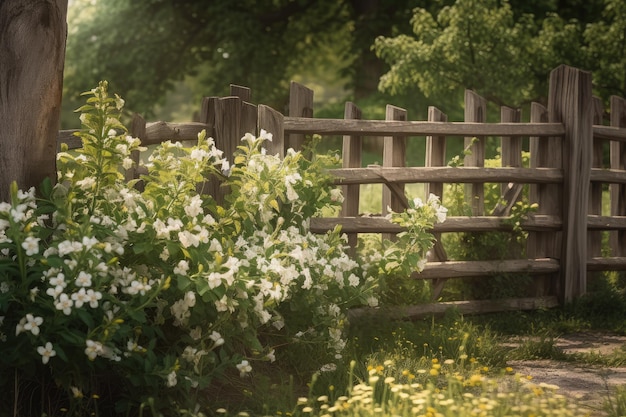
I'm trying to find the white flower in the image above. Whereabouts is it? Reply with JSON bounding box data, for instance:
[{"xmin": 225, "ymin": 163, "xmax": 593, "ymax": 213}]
[
  {"xmin": 174, "ymin": 260, "xmax": 190, "ymax": 276},
  {"xmin": 48, "ymin": 273, "xmax": 66, "ymax": 288},
  {"xmin": 366, "ymin": 296, "xmax": 379, "ymax": 307},
  {"xmin": 330, "ymin": 188, "xmax": 344, "ymax": 203},
  {"xmin": 209, "ymin": 331, "xmax": 224, "ymax": 347},
  {"xmin": 55, "ymin": 293, "xmax": 73, "ymax": 315},
  {"xmin": 76, "ymin": 177, "xmax": 97, "ymax": 190},
  {"xmin": 236, "ymin": 360, "xmax": 252, "ymax": 377},
  {"xmin": 21, "ymin": 236, "xmax": 40, "ymax": 256},
  {"xmin": 259, "ymin": 129, "xmax": 273, "ymax": 142},
  {"xmin": 189, "ymin": 326, "xmax": 202, "ymax": 340},
  {"xmin": 86, "ymin": 289, "xmax": 102, "ymax": 308},
  {"xmin": 185, "ymin": 195, "xmax": 203, "ymax": 217},
  {"xmin": 71, "ymin": 288, "xmax": 90, "ymax": 308},
  {"xmin": 166, "ymin": 371, "xmax": 177, "ymax": 387},
  {"xmin": 183, "ymin": 291, "xmax": 196, "ymax": 308},
  {"xmin": 37, "ymin": 342, "xmax": 56, "ymax": 364},
  {"xmin": 190, "ymin": 148, "xmax": 209, "ymax": 161},
  {"xmin": 23, "ymin": 314, "xmax": 43, "ymax": 336},
  {"xmin": 85, "ymin": 339, "xmax": 102, "ymax": 360},
  {"xmin": 122, "ymin": 157, "xmax": 134, "ymax": 170},
  {"xmin": 0, "ymin": 282, "xmax": 9, "ymax": 293},
  {"xmin": 15, "ymin": 317, "xmax": 26, "ymax": 335},
  {"xmin": 435, "ymin": 205, "xmax": 448, "ymax": 223},
  {"xmin": 348, "ymin": 273, "xmax": 360, "ymax": 287},
  {"xmin": 178, "ymin": 230, "xmax": 200, "ymax": 248},
  {"xmin": 75, "ymin": 271, "xmax": 93, "ymax": 287}
]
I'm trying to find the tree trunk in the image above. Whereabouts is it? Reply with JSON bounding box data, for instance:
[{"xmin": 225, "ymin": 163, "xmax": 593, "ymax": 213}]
[{"xmin": 0, "ymin": 0, "xmax": 68, "ymax": 201}]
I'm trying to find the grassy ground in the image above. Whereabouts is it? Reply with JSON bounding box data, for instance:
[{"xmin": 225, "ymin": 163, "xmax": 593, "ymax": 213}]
[{"xmin": 195, "ymin": 274, "xmax": 626, "ymax": 417}]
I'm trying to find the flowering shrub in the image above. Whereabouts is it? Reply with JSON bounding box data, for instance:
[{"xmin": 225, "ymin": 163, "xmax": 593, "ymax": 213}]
[{"xmin": 0, "ymin": 82, "xmax": 444, "ymax": 415}]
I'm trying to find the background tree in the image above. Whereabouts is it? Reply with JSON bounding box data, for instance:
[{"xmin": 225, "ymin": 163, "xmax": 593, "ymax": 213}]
[
  {"xmin": 373, "ymin": 0, "xmax": 618, "ymax": 119},
  {"xmin": 62, "ymin": 0, "xmax": 439, "ymax": 126},
  {"xmin": 0, "ymin": 0, "xmax": 68, "ymax": 200}
]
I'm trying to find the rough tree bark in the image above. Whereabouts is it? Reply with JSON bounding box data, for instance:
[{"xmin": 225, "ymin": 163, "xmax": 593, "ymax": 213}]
[{"xmin": 0, "ymin": 0, "xmax": 68, "ymax": 201}]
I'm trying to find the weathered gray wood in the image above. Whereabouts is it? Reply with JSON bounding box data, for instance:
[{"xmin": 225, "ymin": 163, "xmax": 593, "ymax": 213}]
[
  {"xmin": 610, "ymin": 96, "xmax": 626, "ymax": 256},
  {"xmin": 414, "ymin": 258, "xmax": 560, "ymax": 280},
  {"xmin": 199, "ymin": 96, "xmax": 218, "ymax": 138},
  {"xmin": 144, "ymin": 121, "xmax": 209, "ymax": 145},
  {"xmin": 590, "ymin": 168, "xmax": 626, "ymax": 184},
  {"xmin": 347, "ymin": 296, "xmax": 559, "ymax": 321},
  {"xmin": 587, "ymin": 215, "xmax": 626, "ymax": 230},
  {"xmin": 309, "ymin": 214, "xmax": 562, "ymax": 234},
  {"xmin": 230, "ymin": 84, "xmax": 251, "ymax": 102},
  {"xmin": 127, "ymin": 114, "xmax": 145, "ymax": 184},
  {"xmin": 464, "ymin": 90, "xmax": 487, "ymax": 215},
  {"xmin": 288, "ymin": 81, "xmax": 313, "ymax": 151},
  {"xmin": 0, "ymin": 0, "xmax": 68, "ymax": 200},
  {"xmin": 241, "ymin": 101, "xmax": 258, "ymax": 138},
  {"xmin": 588, "ymin": 97, "xmax": 605, "ymax": 258},
  {"xmin": 501, "ymin": 106, "xmax": 522, "ymax": 168},
  {"xmin": 594, "ymin": 125, "xmax": 626, "ymax": 141},
  {"xmin": 587, "ymin": 257, "xmax": 626, "ymax": 271},
  {"xmin": 382, "ymin": 105, "xmax": 408, "ymax": 235},
  {"xmin": 499, "ymin": 107, "xmax": 522, "ymax": 211},
  {"xmin": 425, "ymin": 106, "xmax": 449, "ymax": 299},
  {"xmin": 57, "ymin": 129, "xmax": 81, "ymax": 150},
  {"xmin": 283, "ymin": 118, "xmax": 565, "ymax": 137},
  {"xmin": 527, "ymin": 101, "xmax": 560, "ymax": 297},
  {"xmin": 425, "ymin": 107, "xmax": 448, "ymax": 201},
  {"xmin": 257, "ymin": 104, "xmax": 285, "ymax": 157},
  {"xmin": 329, "ymin": 166, "xmax": 563, "ymax": 185},
  {"xmin": 341, "ymin": 102, "xmax": 363, "ymax": 252},
  {"xmin": 549, "ymin": 65, "xmax": 593, "ymax": 303}
]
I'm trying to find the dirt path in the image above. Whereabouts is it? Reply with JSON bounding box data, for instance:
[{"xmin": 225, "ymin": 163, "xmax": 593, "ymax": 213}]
[{"xmin": 506, "ymin": 332, "xmax": 626, "ymax": 416}]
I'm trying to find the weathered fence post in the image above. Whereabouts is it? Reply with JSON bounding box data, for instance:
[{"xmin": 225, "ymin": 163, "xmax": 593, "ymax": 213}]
[
  {"xmin": 528, "ymin": 102, "xmax": 560, "ymax": 296},
  {"xmin": 588, "ymin": 97, "xmax": 605, "ymax": 259},
  {"xmin": 464, "ymin": 90, "xmax": 486, "ymax": 215},
  {"xmin": 425, "ymin": 106, "xmax": 449, "ymax": 299},
  {"xmin": 127, "ymin": 113, "xmax": 146, "ymax": 185},
  {"xmin": 382, "ymin": 105, "xmax": 407, "ymax": 241},
  {"xmin": 288, "ymin": 82, "xmax": 314, "ymax": 152},
  {"xmin": 210, "ymin": 96, "xmax": 258, "ymax": 203},
  {"xmin": 491, "ymin": 106, "xmax": 523, "ymax": 217},
  {"xmin": 548, "ymin": 65, "xmax": 593, "ymax": 303},
  {"xmin": 341, "ymin": 102, "xmax": 363, "ymax": 252},
  {"xmin": 610, "ymin": 96, "xmax": 626, "ymax": 256},
  {"xmin": 258, "ymin": 105, "xmax": 285, "ymax": 157}
]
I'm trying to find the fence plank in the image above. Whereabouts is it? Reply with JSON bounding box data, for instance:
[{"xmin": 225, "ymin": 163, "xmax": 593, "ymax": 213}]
[
  {"xmin": 283, "ymin": 118, "xmax": 565, "ymax": 137},
  {"xmin": 527, "ymin": 101, "xmax": 561, "ymax": 297},
  {"xmin": 230, "ymin": 84, "xmax": 251, "ymax": 102},
  {"xmin": 464, "ymin": 90, "xmax": 487, "ymax": 215},
  {"xmin": 288, "ymin": 81, "xmax": 314, "ymax": 152},
  {"xmin": 588, "ymin": 97, "xmax": 605, "ymax": 258},
  {"xmin": 610, "ymin": 96, "xmax": 626, "ymax": 256},
  {"xmin": 425, "ymin": 106, "xmax": 448, "ymax": 298},
  {"xmin": 494, "ymin": 106, "xmax": 522, "ymax": 216},
  {"xmin": 341, "ymin": 102, "xmax": 363, "ymax": 252},
  {"xmin": 382, "ymin": 105, "xmax": 408, "ymax": 241},
  {"xmin": 548, "ymin": 65, "xmax": 593, "ymax": 303},
  {"xmin": 329, "ymin": 166, "xmax": 563, "ymax": 184},
  {"xmin": 348, "ymin": 296, "xmax": 559, "ymax": 321},
  {"xmin": 127, "ymin": 113, "xmax": 145, "ymax": 184},
  {"xmin": 309, "ymin": 214, "xmax": 562, "ymax": 234},
  {"xmin": 257, "ymin": 104, "xmax": 285, "ymax": 157}
]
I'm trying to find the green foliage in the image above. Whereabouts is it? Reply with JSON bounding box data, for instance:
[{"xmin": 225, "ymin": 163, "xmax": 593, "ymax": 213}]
[
  {"xmin": 0, "ymin": 82, "xmax": 443, "ymax": 416},
  {"xmin": 374, "ymin": 0, "xmax": 626, "ymax": 116}
]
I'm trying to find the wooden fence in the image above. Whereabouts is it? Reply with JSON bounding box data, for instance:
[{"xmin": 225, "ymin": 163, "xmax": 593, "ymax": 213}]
[{"xmin": 58, "ymin": 65, "xmax": 626, "ymax": 318}]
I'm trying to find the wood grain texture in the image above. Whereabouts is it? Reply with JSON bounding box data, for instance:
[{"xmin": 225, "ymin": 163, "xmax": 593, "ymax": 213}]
[{"xmin": 1, "ymin": 0, "xmax": 68, "ymax": 199}]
